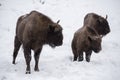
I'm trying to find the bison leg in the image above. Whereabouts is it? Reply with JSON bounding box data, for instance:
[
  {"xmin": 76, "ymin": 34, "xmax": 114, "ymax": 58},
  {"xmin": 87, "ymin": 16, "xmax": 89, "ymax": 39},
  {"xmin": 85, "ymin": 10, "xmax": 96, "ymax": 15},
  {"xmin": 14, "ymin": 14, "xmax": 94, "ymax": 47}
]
[
  {"xmin": 34, "ymin": 48, "xmax": 42, "ymax": 71},
  {"xmin": 85, "ymin": 50, "xmax": 92, "ymax": 62},
  {"xmin": 12, "ymin": 36, "xmax": 21, "ymax": 64},
  {"xmin": 78, "ymin": 51, "xmax": 83, "ymax": 62},
  {"xmin": 23, "ymin": 45, "xmax": 31, "ymax": 74},
  {"xmin": 73, "ymin": 56, "xmax": 78, "ymax": 61},
  {"xmin": 72, "ymin": 43, "xmax": 78, "ymax": 61},
  {"xmin": 73, "ymin": 49, "xmax": 78, "ymax": 61}
]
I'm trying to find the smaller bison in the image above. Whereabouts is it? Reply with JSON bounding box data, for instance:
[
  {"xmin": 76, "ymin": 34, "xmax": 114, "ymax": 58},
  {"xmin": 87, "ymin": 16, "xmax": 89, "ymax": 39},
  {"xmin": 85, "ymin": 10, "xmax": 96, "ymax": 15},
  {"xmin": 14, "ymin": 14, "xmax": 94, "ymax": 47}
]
[
  {"xmin": 71, "ymin": 26, "xmax": 102, "ymax": 62},
  {"xmin": 84, "ymin": 13, "xmax": 110, "ymax": 36},
  {"xmin": 12, "ymin": 11, "xmax": 63, "ymax": 74}
]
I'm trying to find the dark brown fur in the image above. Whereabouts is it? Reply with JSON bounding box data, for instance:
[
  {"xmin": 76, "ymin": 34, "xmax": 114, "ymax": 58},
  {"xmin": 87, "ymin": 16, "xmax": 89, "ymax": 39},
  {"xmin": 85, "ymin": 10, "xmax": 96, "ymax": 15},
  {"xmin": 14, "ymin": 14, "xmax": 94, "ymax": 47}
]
[
  {"xmin": 72, "ymin": 26, "xmax": 102, "ymax": 62},
  {"xmin": 84, "ymin": 13, "xmax": 110, "ymax": 36},
  {"xmin": 12, "ymin": 11, "xmax": 63, "ymax": 74}
]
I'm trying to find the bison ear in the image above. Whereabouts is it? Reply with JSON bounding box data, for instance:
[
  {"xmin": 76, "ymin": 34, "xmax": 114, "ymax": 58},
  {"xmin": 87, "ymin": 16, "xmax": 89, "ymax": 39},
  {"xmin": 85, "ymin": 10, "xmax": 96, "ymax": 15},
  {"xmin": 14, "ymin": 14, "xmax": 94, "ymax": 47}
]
[{"xmin": 49, "ymin": 25, "xmax": 55, "ymax": 32}]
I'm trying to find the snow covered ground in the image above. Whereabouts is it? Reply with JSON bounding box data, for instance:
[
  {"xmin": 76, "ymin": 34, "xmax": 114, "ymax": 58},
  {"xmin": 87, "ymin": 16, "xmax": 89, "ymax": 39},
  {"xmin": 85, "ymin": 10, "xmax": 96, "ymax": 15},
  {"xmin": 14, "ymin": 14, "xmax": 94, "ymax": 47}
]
[{"xmin": 0, "ymin": 0, "xmax": 120, "ymax": 80}]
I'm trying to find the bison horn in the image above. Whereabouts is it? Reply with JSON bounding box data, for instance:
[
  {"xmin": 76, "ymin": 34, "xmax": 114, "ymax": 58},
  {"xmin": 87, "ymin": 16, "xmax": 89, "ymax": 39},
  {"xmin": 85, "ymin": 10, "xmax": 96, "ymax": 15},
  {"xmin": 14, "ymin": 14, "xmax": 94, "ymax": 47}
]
[
  {"xmin": 105, "ymin": 15, "xmax": 108, "ymax": 19},
  {"xmin": 57, "ymin": 20, "xmax": 60, "ymax": 24}
]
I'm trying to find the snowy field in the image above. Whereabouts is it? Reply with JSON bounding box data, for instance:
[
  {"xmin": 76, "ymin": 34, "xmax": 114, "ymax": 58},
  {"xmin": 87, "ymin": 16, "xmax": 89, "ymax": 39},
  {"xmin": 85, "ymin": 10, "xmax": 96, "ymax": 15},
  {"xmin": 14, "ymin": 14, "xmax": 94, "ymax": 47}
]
[{"xmin": 0, "ymin": 0, "xmax": 120, "ymax": 80}]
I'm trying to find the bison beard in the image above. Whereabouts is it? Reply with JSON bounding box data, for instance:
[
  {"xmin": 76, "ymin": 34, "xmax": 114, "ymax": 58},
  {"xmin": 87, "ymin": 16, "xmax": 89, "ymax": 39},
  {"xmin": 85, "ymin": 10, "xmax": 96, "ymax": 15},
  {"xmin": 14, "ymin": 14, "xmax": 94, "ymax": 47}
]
[{"xmin": 12, "ymin": 11, "xmax": 63, "ymax": 74}]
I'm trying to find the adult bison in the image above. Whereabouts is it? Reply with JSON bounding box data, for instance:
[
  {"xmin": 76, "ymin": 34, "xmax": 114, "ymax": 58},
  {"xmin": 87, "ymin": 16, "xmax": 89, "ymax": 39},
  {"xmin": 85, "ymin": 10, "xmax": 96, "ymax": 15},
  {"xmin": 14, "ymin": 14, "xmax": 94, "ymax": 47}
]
[
  {"xmin": 71, "ymin": 26, "xmax": 102, "ymax": 62},
  {"xmin": 12, "ymin": 11, "xmax": 63, "ymax": 74},
  {"xmin": 83, "ymin": 13, "xmax": 110, "ymax": 36}
]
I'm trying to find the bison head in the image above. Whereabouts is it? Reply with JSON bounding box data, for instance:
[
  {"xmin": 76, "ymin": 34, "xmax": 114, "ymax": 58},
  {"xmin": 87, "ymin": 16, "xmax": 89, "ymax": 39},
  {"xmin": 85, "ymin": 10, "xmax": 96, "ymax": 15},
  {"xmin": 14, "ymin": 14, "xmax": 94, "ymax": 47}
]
[
  {"xmin": 47, "ymin": 20, "xmax": 63, "ymax": 48},
  {"xmin": 87, "ymin": 27, "xmax": 102, "ymax": 53},
  {"xmin": 96, "ymin": 15, "xmax": 110, "ymax": 36}
]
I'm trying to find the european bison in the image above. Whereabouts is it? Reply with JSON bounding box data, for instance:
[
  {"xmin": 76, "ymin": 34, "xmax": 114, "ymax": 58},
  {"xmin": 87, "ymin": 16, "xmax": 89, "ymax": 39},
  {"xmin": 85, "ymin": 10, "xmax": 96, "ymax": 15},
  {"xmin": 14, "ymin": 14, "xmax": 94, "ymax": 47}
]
[
  {"xmin": 12, "ymin": 11, "xmax": 63, "ymax": 74},
  {"xmin": 84, "ymin": 13, "xmax": 110, "ymax": 36},
  {"xmin": 71, "ymin": 26, "xmax": 102, "ymax": 62}
]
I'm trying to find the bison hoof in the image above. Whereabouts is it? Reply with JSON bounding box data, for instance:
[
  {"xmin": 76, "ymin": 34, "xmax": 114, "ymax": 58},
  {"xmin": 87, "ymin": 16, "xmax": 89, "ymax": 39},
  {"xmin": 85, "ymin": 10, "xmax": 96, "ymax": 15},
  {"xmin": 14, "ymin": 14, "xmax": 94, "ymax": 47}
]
[
  {"xmin": 34, "ymin": 68, "xmax": 39, "ymax": 72},
  {"xmin": 86, "ymin": 58, "xmax": 90, "ymax": 62},
  {"xmin": 78, "ymin": 57, "xmax": 83, "ymax": 62},
  {"xmin": 73, "ymin": 59, "xmax": 77, "ymax": 61},
  {"xmin": 26, "ymin": 71, "xmax": 31, "ymax": 74},
  {"xmin": 12, "ymin": 61, "xmax": 16, "ymax": 64},
  {"xmin": 73, "ymin": 57, "xmax": 78, "ymax": 61}
]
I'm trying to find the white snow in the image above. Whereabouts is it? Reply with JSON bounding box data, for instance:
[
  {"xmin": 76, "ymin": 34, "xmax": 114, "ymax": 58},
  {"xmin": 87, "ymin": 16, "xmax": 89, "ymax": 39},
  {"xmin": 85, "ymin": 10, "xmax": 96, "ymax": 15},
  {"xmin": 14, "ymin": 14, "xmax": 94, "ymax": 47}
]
[{"xmin": 0, "ymin": 0, "xmax": 120, "ymax": 80}]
